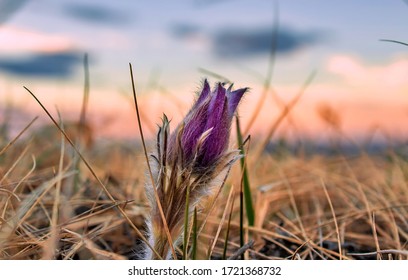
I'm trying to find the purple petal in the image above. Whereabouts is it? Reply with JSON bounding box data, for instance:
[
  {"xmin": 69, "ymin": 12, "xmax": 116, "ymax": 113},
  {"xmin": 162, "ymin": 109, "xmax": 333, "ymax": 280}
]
[
  {"xmin": 200, "ymin": 114, "xmax": 229, "ymax": 168},
  {"xmin": 198, "ymin": 83, "xmax": 229, "ymax": 167},
  {"xmin": 167, "ymin": 81, "xmax": 211, "ymax": 165},
  {"xmin": 227, "ymin": 87, "xmax": 248, "ymax": 119},
  {"xmin": 206, "ymin": 83, "xmax": 226, "ymax": 123},
  {"xmin": 181, "ymin": 99, "xmax": 210, "ymax": 163},
  {"xmin": 194, "ymin": 79, "xmax": 211, "ymax": 108}
]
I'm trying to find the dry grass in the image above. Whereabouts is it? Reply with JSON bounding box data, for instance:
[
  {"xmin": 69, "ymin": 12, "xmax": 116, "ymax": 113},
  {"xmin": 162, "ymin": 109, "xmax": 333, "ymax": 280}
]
[{"xmin": 0, "ymin": 118, "xmax": 406, "ymax": 260}]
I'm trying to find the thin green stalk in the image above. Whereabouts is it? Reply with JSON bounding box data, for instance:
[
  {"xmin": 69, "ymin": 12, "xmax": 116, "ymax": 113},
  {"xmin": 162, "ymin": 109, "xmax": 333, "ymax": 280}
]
[
  {"xmin": 239, "ymin": 182, "xmax": 244, "ymax": 260},
  {"xmin": 236, "ymin": 117, "xmax": 255, "ymax": 226},
  {"xmin": 192, "ymin": 207, "xmax": 198, "ymax": 260}
]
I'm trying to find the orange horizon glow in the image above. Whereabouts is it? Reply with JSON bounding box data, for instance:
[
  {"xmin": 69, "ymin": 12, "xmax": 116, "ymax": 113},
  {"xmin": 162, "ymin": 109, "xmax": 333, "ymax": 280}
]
[{"xmin": 4, "ymin": 55, "xmax": 408, "ymax": 144}]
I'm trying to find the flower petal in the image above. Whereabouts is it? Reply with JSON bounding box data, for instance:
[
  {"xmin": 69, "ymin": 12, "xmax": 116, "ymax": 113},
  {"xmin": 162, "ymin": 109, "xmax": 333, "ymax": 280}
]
[
  {"xmin": 197, "ymin": 83, "xmax": 229, "ymax": 167},
  {"xmin": 227, "ymin": 87, "xmax": 248, "ymax": 119},
  {"xmin": 194, "ymin": 79, "xmax": 211, "ymax": 109},
  {"xmin": 206, "ymin": 83, "xmax": 227, "ymax": 129},
  {"xmin": 181, "ymin": 98, "xmax": 210, "ymax": 163}
]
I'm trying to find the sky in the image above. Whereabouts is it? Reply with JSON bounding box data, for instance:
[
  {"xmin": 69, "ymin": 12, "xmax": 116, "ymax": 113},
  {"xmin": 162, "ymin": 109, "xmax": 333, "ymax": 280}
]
[{"xmin": 0, "ymin": 0, "xmax": 407, "ymax": 143}]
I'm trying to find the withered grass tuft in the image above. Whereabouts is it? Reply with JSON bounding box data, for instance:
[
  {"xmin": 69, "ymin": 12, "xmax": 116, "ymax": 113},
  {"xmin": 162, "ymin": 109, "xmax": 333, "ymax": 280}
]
[
  {"xmin": 0, "ymin": 60, "xmax": 406, "ymax": 259},
  {"xmin": 0, "ymin": 110, "xmax": 407, "ymax": 259}
]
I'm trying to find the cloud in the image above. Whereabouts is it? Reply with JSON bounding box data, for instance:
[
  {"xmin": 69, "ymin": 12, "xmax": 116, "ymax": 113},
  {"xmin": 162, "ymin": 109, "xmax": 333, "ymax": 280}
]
[
  {"xmin": 0, "ymin": 51, "xmax": 82, "ymax": 78},
  {"xmin": 327, "ymin": 55, "xmax": 408, "ymax": 89},
  {"xmin": 0, "ymin": 26, "xmax": 75, "ymax": 53},
  {"xmin": 170, "ymin": 23, "xmax": 201, "ymax": 39},
  {"xmin": 0, "ymin": 0, "xmax": 28, "ymax": 24},
  {"xmin": 212, "ymin": 26, "xmax": 323, "ymax": 58},
  {"xmin": 63, "ymin": 3, "xmax": 128, "ymax": 25},
  {"xmin": 192, "ymin": 0, "xmax": 234, "ymax": 8}
]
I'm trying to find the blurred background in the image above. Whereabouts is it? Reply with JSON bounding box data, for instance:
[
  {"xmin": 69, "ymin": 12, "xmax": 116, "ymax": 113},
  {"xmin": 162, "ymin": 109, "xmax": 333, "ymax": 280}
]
[{"xmin": 0, "ymin": 0, "xmax": 407, "ymax": 145}]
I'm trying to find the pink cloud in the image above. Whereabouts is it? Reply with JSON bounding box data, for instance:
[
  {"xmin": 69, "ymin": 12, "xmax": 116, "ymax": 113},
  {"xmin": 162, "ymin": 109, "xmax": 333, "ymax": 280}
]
[
  {"xmin": 0, "ymin": 26, "xmax": 75, "ymax": 53},
  {"xmin": 327, "ymin": 54, "xmax": 408, "ymax": 90}
]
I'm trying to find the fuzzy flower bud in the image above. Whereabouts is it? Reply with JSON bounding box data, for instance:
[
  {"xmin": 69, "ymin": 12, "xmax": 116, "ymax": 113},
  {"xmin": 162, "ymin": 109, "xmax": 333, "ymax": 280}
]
[
  {"xmin": 144, "ymin": 79, "xmax": 248, "ymax": 260},
  {"xmin": 168, "ymin": 79, "xmax": 248, "ymax": 172}
]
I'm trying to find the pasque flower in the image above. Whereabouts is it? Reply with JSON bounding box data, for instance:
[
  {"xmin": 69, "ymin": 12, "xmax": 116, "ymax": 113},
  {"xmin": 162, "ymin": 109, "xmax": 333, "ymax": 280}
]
[
  {"xmin": 168, "ymin": 79, "xmax": 248, "ymax": 172},
  {"xmin": 144, "ymin": 79, "xmax": 248, "ymax": 259}
]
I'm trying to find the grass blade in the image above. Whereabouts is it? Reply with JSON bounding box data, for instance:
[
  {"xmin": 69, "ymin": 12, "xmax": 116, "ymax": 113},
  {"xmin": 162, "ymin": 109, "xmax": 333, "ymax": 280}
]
[
  {"xmin": 23, "ymin": 85, "xmax": 160, "ymax": 259},
  {"xmin": 207, "ymin": 185, "xmax": 235, "ymax": 259},
  {"xmin": 73, "ymin": 53, "xmax": 90, "ymax": 193},
  {"xmin": 183, "ymin": 183, "xmax": 191, "ymax": 259},
  {"xmin": 379, "ymin": 39, "xmax": 408, "ymax": 47},
  {"xmin": 129, "ymin": 63, "xmax": 176, "ymax": 259},
  {"xmin": 243, "ymin": 2, "xmax": 279, "ymax": 134},
  {"xmin": 321, "ymin": 179, "xmax": 342, "ymax": 260},
  {"xmin": 0, "ymin": 116, "xmax": 38, "ymax": 157},
  {"xmin": 191, "ymin": 207, "xmax": 198, "ymax": 260},
  {"xmin": 79, "ymin": 53, "xmax": 90, "ymax": 126},
  {"xmin": 236, "ymin": 117, "xmax": 255, "ymax": 226},
  {"xmin": 222, "ymin": 192, "xmax": 236, "ymax": 260},
  {"xmin": 239, "ymin": 178, "xmax": 244, "ymax": 259},
  {"xmin": 255, "ymin": 70, "xmax": 316, "ymax": 159}
]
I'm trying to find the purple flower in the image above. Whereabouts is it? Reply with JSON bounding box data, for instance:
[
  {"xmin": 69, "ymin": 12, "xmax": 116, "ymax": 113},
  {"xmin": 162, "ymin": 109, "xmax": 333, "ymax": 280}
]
[
  {"xmin": 145, "ymin": 79, "xmax": 248, "ymax": 259},
  {"xmin": 168, "ymin": 79, "xmax": 248, "ymax": 171}
]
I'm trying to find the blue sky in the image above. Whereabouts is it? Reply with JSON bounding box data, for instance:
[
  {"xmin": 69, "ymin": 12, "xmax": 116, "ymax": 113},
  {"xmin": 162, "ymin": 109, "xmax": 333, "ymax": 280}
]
[
  {"xmin": 2, "ymin": 0, "xmax": 406, "ymax": 83},
  {"xmin": 0, "ymin": 0, "xmax": 408, "ymax": 139}
]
